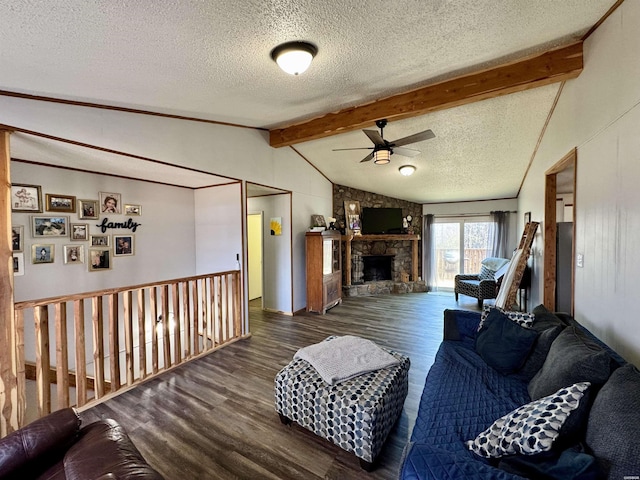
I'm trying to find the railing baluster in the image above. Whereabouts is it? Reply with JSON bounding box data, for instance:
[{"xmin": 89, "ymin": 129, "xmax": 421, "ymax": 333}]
[
  {"xmin": 150, "ymin": 287, "xmax": 159, "ymax": 374},
  {"xmin": 92, "ymin": 296, "xmax": 105, "ymax": 398},
  {"xmin": 201, "ymin": 278, "xmax": 209, "ymax": 350},
  {"xmin": 161, "ymin": 285, "xmax": 171, "ymax": 368},
  {"xmin": 123, "ymin": 291, "xmax": 134, "ymax": 385},
  {"xmin": 74, "ymin": 299, "xmax": 87, "ymax": 407},
  {"xmin": 15, "ymin": 309, "xmax": 26, "ymax": 426},
  {"xmin": 211, "ymin": 276, "xmax": 219, "ymax": 347},
  {"xmin": 109, "ymin": 294, "xmax": 121, "ymax": 391},
  {"xmin": 34, "ymin": 305, "xmax": 51, "ymax": 416},
  {"xmin": 192, "ymin": 280, "xmax": 200, "ymax": 355},
  {"xmin": 182, "ymin": 281, "xmax": 191, "ymax": 359},
  {"xmin": 137, "ymin": 289, "xmax": 147, "ymax": 379},
  {"xmin": 172, "ymin": 283, "xmax": 181, "ymax": 363},
  {"xmin": 54, "ymin": 303, "xmax": 70, "ymax": 409},
  {"xmin": 233, "ymin": 271, "xmax": 241, "ymax": 338}
]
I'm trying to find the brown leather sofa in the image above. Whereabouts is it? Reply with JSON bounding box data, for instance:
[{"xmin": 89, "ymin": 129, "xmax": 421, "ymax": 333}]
[{"xmin": 0, "ymin": 408, "xmax": 163, "ymax": 480}]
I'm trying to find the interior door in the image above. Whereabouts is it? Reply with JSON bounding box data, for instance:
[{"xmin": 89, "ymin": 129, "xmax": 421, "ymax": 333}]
[{"xmin": 247, "ymin": 213, "xmax": 263, "ymax": 301}]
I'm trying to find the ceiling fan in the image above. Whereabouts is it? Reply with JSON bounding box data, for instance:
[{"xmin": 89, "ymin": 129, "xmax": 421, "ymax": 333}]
[{"xmin": 333, "ymin": 119, "xmax": 435, "ymax": 163}]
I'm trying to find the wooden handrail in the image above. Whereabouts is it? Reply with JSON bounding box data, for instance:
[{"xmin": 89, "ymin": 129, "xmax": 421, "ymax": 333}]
[{"xmin": 9, "ymin": 270, "xmax": 244, "ymax": 431}]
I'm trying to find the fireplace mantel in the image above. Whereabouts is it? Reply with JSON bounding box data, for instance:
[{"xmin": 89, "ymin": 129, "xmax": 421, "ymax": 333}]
[{"xmin": 342, "ymin": 234, "xmax": 420, "ymax": 286}]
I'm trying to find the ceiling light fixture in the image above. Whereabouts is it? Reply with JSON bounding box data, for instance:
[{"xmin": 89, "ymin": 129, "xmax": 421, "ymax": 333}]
[
  {"xmin": 373, "ymin": 150, "xmax": 391, "ymax": 165},
  {"xmin": 399, "ymin": 165, "xmax": 416, "ymax": 176},
  {"xmin": 270, "ymin": 41, "xmax": 318, "ymax": 75}
]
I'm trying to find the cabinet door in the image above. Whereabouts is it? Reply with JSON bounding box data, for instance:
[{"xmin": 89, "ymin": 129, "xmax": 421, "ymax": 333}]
[{"xmin": 322, "ymin": 239, "xmax": 333, "ymax": 274}]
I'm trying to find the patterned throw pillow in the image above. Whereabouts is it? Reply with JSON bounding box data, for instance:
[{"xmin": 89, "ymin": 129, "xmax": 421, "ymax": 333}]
[
  {"xmin": 466, "ymin": 382, "xmax": 590, "ymax": 458},
  {"xmin": 478, "ymin": 306, "xmax": 535, "ymax": 332},
  {"xmin": 478, "ymin": 265, "xmax": 496, "ymax": 281}
]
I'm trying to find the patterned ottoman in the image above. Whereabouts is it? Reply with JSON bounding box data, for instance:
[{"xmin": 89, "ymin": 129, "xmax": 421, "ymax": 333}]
[{"xmin": 274, "ymin": 339, "xmax": 410, "ymax": 470}]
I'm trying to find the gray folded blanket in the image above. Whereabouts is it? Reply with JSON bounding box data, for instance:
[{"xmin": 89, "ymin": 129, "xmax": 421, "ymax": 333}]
[{"xmin": 294, "ymin": 335, "xmax": 400, "ymax": 385}]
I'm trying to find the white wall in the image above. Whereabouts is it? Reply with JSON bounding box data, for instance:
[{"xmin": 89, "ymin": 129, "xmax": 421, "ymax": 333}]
[
  {"xmin": 194, "ymin": 183, "xmax": 242, "ymax": 274},
  {"xmin": 11, "ymin": 162, "xmax": 196, "ymax": 301},
  {"xmin": 1, "ymin": 95, "xmax": 334, "ymax": 325},
  {"xmin": 518, "ymin": 1, "xmax": 640, "ymax": 366},
  {"xmin": 248, "ymin": 194, "xmax": 292, "ymax": 314}
]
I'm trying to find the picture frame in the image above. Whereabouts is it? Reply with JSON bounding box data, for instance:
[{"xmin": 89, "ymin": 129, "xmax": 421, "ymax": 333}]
[
  {"xmin": 12, "ymin": 226, "xmax": 24, "ymax": 252},
  {"xmin": 31, "ymin": 216, "xmax": 69, "ymax": 237},
  {"xmin": 99, "ymin": 192, "xmax": 122, "ymax": 214},
  {"xmin": 89, "ymin": 248, "xmax": 111, "ymax": 271},
  {"xmin": 344, "ymin": 200, "xmax": 362, "ymax": 235},
  {"xmin": 13, "ymin": 253, "xmax": 25, "ymax": 276},
  {"xmin": 11, "ymin": 184, "xmax": 42, "ymax": 212},
  {"xmin": 124, "ymin": 204, "xmax": 141, "ymax": 216},
  {"xmin": 45, "ymin": 193, "xmax": 76, "ymax": 213},
  {"xmin": 63, "ymin": 245, "xmax": 85, "ymax": 265},
  {"xmin": 78, "ymin": 199, "xmax": 99, "ymax": 219},
  {"xmin": 90, "ymin": 234, "xmax": 110, "ymax": 247},
  {"xmin": 70, "ymin": 223, "xmax": 89, "ymax": 241},
  {"xmin": 524, "ymin": 211, "xmax": 531, "ymax": 225},
  {"xmin": 32, "ymin": 244, "xmax": 55, "ymax": 264},
  {"xmin": 113, "ymin": 234, "xmax": 134, "ymax": 256}
]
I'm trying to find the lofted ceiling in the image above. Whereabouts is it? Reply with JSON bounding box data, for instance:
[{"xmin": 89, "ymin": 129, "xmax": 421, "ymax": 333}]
[{"xmin": 0, "ymin": 1, "xmax": 617, "ymax": 202}]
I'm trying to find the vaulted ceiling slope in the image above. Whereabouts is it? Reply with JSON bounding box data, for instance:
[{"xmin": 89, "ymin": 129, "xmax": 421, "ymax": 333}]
[{"xmin": 0, "ymin": 1, "xmax": 617, "ymax": 202}]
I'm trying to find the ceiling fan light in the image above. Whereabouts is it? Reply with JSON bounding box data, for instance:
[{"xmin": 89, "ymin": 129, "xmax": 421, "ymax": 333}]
[
  {"xmin": 399, "ymin": 165, "xmax": 416, "ymax": 176},
  {"xmin": 374, "ymin": 150, "xmax": 391, "ymax": 165},
  {"xmin": 271, "ymin": 41, "xmax": 317, "ymax": 75}
]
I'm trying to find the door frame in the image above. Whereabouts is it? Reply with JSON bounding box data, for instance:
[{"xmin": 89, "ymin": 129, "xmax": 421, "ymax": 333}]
[{"xmin": 543, "ymin": 148, "xmax": 577, "ymax": 314}]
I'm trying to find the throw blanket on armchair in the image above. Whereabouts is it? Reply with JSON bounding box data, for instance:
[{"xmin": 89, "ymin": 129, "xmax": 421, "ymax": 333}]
[{"xmin": 294, "ymin": 335, "xmax": 400, "ymax": 385}]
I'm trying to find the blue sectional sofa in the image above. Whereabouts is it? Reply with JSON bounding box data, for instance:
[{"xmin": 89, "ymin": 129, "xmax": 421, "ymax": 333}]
[{"xmin": 399, "ymin": 306, "xmax": 640, "ymax": 480}]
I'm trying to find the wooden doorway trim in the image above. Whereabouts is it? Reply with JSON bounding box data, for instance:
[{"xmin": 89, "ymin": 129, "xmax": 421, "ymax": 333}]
[{"xmin": 543, "ymin": 148, "xmax": 577, "ymax": 312}]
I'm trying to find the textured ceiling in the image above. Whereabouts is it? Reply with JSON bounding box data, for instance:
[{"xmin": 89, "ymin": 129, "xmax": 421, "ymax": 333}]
[{"xmin": 0, "ymin": 0, "xmax": 615, "ymax": 201}]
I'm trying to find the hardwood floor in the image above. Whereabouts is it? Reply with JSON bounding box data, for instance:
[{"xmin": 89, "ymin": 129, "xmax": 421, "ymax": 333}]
[{"xmin": 81, "ymin": 292, "xmax": 478, "ymax": 479}]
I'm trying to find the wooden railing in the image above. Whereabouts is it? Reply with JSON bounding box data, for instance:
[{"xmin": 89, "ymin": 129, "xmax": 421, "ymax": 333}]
[{"xmin": 12, "ymin": 271, "xmax": 243, "ymax": 428}]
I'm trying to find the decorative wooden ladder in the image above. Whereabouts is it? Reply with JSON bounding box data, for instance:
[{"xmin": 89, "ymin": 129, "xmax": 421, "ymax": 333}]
[{"xmin": 496, "ymin": 221, "xmax": 539, "ymax": 310}]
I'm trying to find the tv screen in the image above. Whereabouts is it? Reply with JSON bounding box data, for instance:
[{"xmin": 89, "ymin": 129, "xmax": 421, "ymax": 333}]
[{"xmin": 361, "ymin": 207, "xmax": 403, "ymax": 234}]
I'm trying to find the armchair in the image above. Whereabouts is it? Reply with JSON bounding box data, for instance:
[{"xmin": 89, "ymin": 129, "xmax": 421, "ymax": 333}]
[{"xmin": 454, "ymin": 257, "xmax": 509, "ymax": 308}]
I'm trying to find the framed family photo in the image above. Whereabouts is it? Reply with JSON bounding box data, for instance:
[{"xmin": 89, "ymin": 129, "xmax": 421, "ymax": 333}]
[
  {"xmin": 32, "ymin": 244, "xmax": 54, "ymax": 264},
  {"xmin": 45, "ymin": 193, "xmax": 76, "ymax": 213},
  {"xmin": 13, "ymin": 253, "xmax": 25, "ymax": 276},
  {"xmin": 344, "ymin": 200, "xmax": 362, "ymax": 235},
  {"xmin": 12, "ymin": 226, "xmax": 23, "ymax": 252},
  {"xmin": 11, "ymin": 184, "xmax": 42, "ymax": 212},
  {"xmin": 89, "ymin": 249, "xmax": 111, "ymax": 271},
  {"xmin": 90, "ymin": 234, "xmax": 110, "ymax": 247},
  {"xmin": 114, "ymin": 234, "xmax": 134, "ymax": 256},
  {"xmin": 99, "ymin": 192, "xmax": 122, "ymax": 214},
  {"xmin": 70, "ymin": 223, "xmax": 89, "ymax": 241},
  {"xmin": 124, "ymin": 204, "xmax": 141, "ymax": 216},
  {"xmin": 31, "ymin": 216, "xmax": 69, "ymax": 237},
  {"xmin": 78, "ymin": 199, "xmax": 99, "ymax": 219},
  {"xmin": 63, "ymin": 245, "xmax": 85, "ymax": 265}
]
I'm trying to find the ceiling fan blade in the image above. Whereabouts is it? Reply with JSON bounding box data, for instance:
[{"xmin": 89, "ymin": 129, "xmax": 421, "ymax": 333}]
[
  {"xmin": 363, "ymin": 129, "xmax": 385, "ymax": 147},
  {"xmin": 332, "ymin": 147, "xmax": 374, "ymax": 151},
  {"xmin": 359, "ymin": 152, "xmax": 375, "ymax": 163},
  {"xmin": 391, "ymin": 129, "xmax": 435, "ymax": 147},
  {"xmin": 393, "ymin": 146, "xmax": 421, "ymax": 157}
]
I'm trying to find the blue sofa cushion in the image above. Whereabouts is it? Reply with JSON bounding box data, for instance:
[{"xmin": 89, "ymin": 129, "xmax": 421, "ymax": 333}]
[
  {"xmin": 466, "ymin": 382, "xmax": 590, "ymax": 458},
  {"xmin": 476, "ymin": 309, "xmax": 538, "ymax": 375},
  {"xmin": 514, "ymin": 324, "xmax": 564, "ymax": 383},
  {"xmin": 528, "ymin": 327, "xmax": 611, "ymax": 400},
  {"xmin": 586, "ymin": 364, "xmax": 640, "ymax": 479}
]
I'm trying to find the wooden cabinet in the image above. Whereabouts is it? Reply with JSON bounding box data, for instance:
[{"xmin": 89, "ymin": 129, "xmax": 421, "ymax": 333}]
[{"xmin": 306, "ymin": 230, "xmax": 342, "ymax": 314}]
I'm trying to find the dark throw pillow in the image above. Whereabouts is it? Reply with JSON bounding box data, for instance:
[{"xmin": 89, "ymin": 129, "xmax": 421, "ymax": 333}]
[
  {"xmin": 528, "ymin": 327, "xmax": 611, "ymax": 401},
  {"xmin": 515, "ymin": 325, "xmax": 565, "ymax": 383},
  {"xmin": 476, "ymin": 309, "xmax": 539, "ymax": 375},
  {"xmin": 586, "ymin": 363, "xmax": 640, "ymax": 479}
]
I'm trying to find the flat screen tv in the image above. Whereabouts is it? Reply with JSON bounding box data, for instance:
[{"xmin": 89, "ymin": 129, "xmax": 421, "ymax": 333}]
[{"xmin": 361, "ymin": 207, "xmax": 403, "ymax": 234}]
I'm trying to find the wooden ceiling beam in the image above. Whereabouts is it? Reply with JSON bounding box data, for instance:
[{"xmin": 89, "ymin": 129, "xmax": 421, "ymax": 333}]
[{"xmin": 269, "ymin": 41, "xmax": 583, "ymax": 148}]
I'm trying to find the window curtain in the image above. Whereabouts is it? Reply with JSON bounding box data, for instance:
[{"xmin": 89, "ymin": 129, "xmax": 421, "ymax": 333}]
[
  {"xmin": 422, "ymin": 214, "xmax": 436, "ymax": 291},
  {"xmin": 490, "ymin": 211, "xmax": 509, "ymax": 258}
]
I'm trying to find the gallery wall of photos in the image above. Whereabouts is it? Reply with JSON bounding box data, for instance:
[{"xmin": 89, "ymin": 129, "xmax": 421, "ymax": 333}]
[{"xmin": 10, "ymin": 183, "xmax": 142, "ymax": 275}]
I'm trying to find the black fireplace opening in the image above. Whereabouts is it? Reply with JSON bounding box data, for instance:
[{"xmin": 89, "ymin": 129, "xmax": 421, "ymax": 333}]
[{"xmin": 363, "ymin": 255, "xmax": 393, "ymax": 281}]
